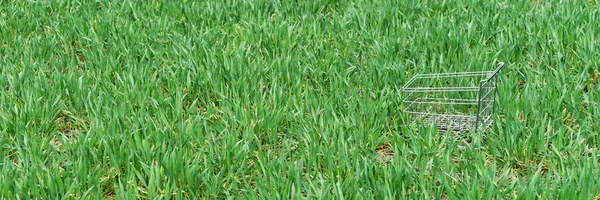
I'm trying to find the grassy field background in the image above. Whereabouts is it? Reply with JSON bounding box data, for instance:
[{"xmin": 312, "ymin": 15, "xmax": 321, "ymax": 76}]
[{"xmin": 1, "ymin": 0, "xmax": 599, "ymax": 199}]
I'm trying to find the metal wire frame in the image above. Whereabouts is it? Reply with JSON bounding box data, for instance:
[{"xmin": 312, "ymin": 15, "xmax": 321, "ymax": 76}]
[{"xmin": 402, "ymin": 62, "xmax": 505, "ymax": 133}]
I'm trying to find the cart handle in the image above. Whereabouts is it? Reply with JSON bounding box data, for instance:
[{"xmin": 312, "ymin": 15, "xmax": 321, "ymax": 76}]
[{"xmin": 483, "ymin": 62, "xmax": 505, "ymax": 82}]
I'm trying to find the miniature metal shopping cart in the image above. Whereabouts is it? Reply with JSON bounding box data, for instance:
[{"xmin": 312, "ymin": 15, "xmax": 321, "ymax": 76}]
[{"xmin": 401, "ymin": 62, "xmax": 505, "ymax": 132}]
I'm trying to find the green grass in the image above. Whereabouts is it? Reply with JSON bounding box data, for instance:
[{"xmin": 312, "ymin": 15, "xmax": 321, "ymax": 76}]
[{"xmin": 1, "ymin": 0, "xmax": 599, "ymax": 199}]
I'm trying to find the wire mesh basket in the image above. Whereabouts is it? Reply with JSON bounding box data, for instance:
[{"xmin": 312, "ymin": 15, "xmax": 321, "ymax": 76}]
[{"xmin": 401, "ymin": 62, "xmax": 505, "ymax": 133}]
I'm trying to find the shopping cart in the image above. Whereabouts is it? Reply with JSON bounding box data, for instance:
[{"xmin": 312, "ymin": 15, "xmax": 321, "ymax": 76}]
[{"xmin": 401, "ymin": 62, "xmax": 505, "ymax": 133}]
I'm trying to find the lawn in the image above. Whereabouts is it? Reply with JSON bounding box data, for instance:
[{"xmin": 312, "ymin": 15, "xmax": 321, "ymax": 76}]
[{"xmin": 1, "ymin": 0, "xmax": 599, "ymax": 199}]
